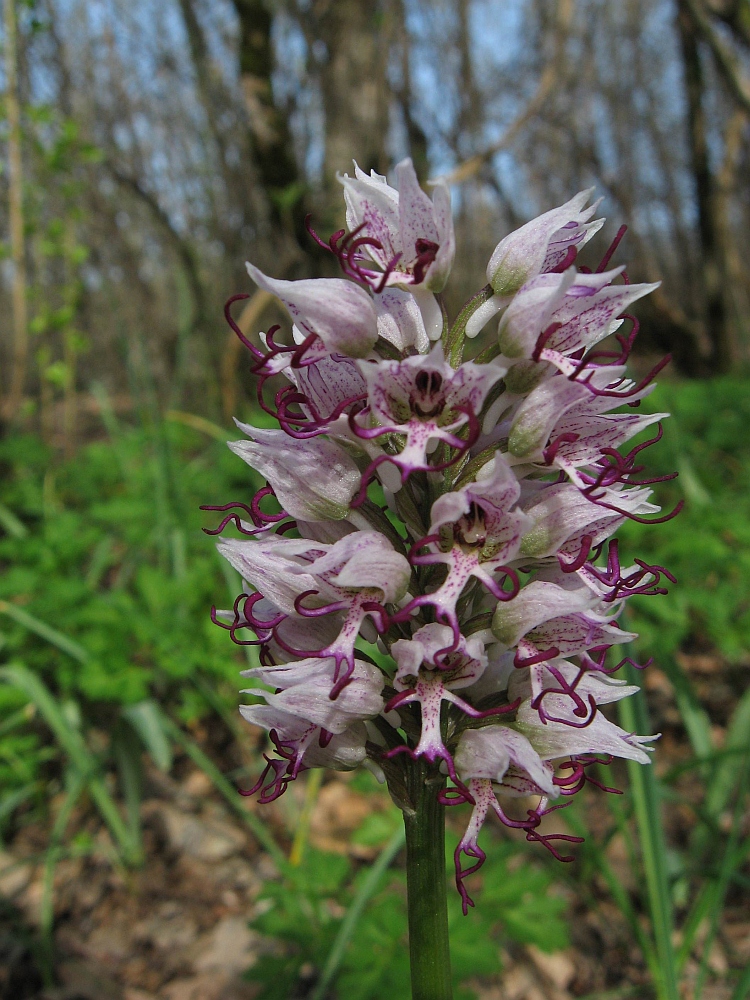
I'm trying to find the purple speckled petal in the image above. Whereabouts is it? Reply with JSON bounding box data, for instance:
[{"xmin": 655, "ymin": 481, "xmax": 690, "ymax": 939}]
[
  {"xmin": 551, "ymin": 409, "xmax": 667, "ymax": 470},
  {"xmin": 498, "ymin": 270, "xmax": 575, "ymax": 358},
  {"xmin": 217, "ymin": 536, "xmax": 323, "ymax": 616},
  {"xmin": 454, "ymin": 726, "xmax": 556, "ymax": 795},
  {"xmin": 523, "ymin": 658, "xmax": 640, "ymax": 708},
  {"xmin": 247, "ymin": 656, "xmax": 384, "ymax": 733},
  {"xmin": 229, "ymin": 424, "xmax": 361, "ymax": 521},
  {"xmin": 374, "ymin": 288, "xmax": 430, "ymax": 353},
  {"xmin": 519, "ymin": 481, "xmax": 642, "ymax": 558},
  {"xmin": 340, "ymin": 162, "xmax": 401, "ymax": 266},
  {"xmin": 303, "ymin": 531, "xmax": 411, "ymax": 605},
  {"xmin": 242, "ymin": 655, "xmax": 340, "ymax": 689},
  {"xmin": 520, "ymin": 614, "xmax": 636, "ymax": 658},
  {"xmin": 541, "ymin": 277, "xmax": 659, "ymax": 358},
  {"xmin": 426, "ymin": 178, "xmax": 456, "ymax": 291},
  {"xmin": 491, "ymin": 581, "xmax": 597, "ymax": 649},
  {"xmin": 508, "ymin": 376, "xmax": 591, "ymax": 459},
  {"xmin": 287, "ymin": 354, "xmax": 367, "ymax": 423},
  {"xmin": 396, "ymin": 159, "xmax": 441, "ymax": 265},
  {"xmin": 541, "ymin": 215, "xmax": 605, "ymax": 272},
  {"xmin": 515, "ymin": 698, "xmax": 656, "ymax": 763},
  {"xmin": 487, "ymin": 189, "xmax": 602, "ymax": 295},
  {"xmin": 246, "ymin": 264, "xmax": 378, "ymax": 359}
]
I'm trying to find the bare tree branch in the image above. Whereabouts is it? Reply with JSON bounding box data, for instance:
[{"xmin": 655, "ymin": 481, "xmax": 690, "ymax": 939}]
[
  {"xmin": 107, "ymin": 165, "xmax": 208, "ymax": 335},
  {"xmin": 681, "ymin": 0, "xmax": 750, "ymax": 113},
  {"xmin": 443, "ymin": 0, "xmax": 574, "ymax": 185},
  {"xmin": 705, "ymin": 0, "xmax": 750, "ymax": 48}
]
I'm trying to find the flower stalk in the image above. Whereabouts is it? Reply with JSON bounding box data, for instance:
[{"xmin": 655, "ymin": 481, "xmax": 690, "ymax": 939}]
[{"xmin": 404, "ymin": 762, "xmax": 453, "ymax": 1000}]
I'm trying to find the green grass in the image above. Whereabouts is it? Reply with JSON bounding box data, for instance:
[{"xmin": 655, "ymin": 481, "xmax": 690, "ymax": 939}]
[
  {"xmin": 0, "ymin": 412, "xmax": 262, "ymax": 800},
  {"xmin": 620, "ymin": 378, "xmax": 750, "ymax": 663}
]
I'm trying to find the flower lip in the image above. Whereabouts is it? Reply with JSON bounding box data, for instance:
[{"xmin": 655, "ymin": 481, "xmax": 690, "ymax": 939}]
[
  {"xmin": 455, "ymin": 501, "xmax": 487, "ymax": 548},
  {"xmin": 411, "ymin": 369, "xmax": 446, "ymax": 418}
]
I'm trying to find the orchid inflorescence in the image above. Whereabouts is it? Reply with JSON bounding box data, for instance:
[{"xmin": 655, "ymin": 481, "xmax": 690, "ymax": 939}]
[{"xmin": 205, "ymin": 160, "xmax": 680, "ymax": 913}]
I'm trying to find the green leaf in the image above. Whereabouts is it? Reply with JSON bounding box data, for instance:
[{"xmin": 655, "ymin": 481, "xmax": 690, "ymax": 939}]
[
  {"xmin": 706, "ymin": 686, "xmax": 750, "ymax": 821},
  {"xmin": 0, "ymin": 665, "xmax": 140, "ymax": 863},
  {"xmin": 310, "ymin": 827, "xmax": 405, "ymax": 1000},
  {"xmin": 0, "ymin": 502, "xmax": 27, "ymax": 539},
  {"xmin": 123, "ymin": 700, "xmax": 173, "ymax": 771},
  {"xmin": 660, "ymin": 657, "xmax": 713, "ymax": 762},
  {"xmin": 0, "ymin": 664, "xmax": 91, "ymax": 771},
  {"xmin": 0, "ymin": 784, "xmax": 36, "ymax": 825},
  {"xmin": 350, "ymin": 808, "xmax": 402, "ymax": 848},
  {"xmin": 618, "ymin": 667, "xmax": 679, "ymax": 1000},
  {"xmin": 0, "ymin": 601, "xmax": 89, "ymax": 663},
  {"xmin": 730, "ymin": 962, "xmax": 750, "ymax": 1000}
]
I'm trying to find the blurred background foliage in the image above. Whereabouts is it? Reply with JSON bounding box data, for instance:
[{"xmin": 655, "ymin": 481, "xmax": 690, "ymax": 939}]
[{"xmin": 0, "ymin": 0, "xmax": 749, "ymax": 998}]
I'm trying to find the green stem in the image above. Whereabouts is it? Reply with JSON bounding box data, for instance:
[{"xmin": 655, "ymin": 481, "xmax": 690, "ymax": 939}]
[{"xmin": 403, "ymin": 762, "xmax": 453, "ymax": 1000}]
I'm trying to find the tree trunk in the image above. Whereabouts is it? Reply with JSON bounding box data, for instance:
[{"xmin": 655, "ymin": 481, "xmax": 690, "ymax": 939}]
[
  {"xmin": 676, "ymin": 0, "xmax": 733, "ymax": 373},
  {"xmin": 313, "ymin": 0, "xmax": 392, "ymax": 214},
  {"xmin": 394, "ymin": 0, "xmax": 429, "ymax": 181},
  {"xmin": 3, "ymin": 0, "xmax": 29, "ymax": 424},
  {"xmin": 231, "ymin": 0, "xmax": 313, "ymax": 262}
]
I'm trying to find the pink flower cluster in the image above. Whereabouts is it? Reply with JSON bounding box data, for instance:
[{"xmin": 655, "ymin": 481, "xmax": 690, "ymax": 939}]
[{"xmin": 206, "ymin": 160, "xmax": 679, "ymax": 911}]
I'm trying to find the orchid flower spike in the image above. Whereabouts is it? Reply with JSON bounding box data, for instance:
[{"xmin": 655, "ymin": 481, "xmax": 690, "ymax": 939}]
[{"xmin": 208, "ymin": 160, "xmax": 678, "ymax": 914}]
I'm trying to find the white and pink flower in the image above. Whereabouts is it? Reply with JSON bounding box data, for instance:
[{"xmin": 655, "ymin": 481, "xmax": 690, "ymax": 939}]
[{"xmin": 207, "ymin": 160, "xmax": 678, "ymax": 912}]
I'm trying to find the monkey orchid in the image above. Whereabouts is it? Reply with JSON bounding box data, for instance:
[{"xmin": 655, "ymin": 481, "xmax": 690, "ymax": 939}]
[{"xmin": 206, "ymin": 160, "xmax": 680, "ymax": 1000}]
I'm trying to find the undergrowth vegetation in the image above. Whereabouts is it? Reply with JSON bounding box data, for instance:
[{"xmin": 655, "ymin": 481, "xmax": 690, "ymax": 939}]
[
  {"xmin": 0, "ymin": 377, "xmax": 748, "ymax": 999},
  {"xmin": 621, "ymin": 378, "xmax": 750, "ymax": 663}
]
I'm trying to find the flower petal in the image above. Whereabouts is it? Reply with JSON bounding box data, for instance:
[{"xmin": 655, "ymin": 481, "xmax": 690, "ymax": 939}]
[
  {"xmin": 287, "ymin": 354, "xmax": 367, "ymax": 423},
  {"xmin": 303, "ymin": 531, "xmax": 411, "ymax": 604},
  {"xmin": 339, "ymin": 162, "xmax": 401, "ymax": 266},
  {"xmin": 246, "ymin": 263, "xmax": 378, "ymax": 358},
  {"xmin": 487, "ymin": 189, "xmax": 601, "ymax": 295},
  {"xmin": 455, "ymin": 726, "xmax": 557, "ymax": 795},
  {"xmin": 516, "ymin": 699, "xmax": 656, "ymax": 764},
  {"xmin": 250, "ymin": 657, "xmax": 384, "ymax": 732},
  {"xmin": 217, "ymin": 536, "xmax": 321, "ymax": 615},
  {"xmin": 498, "ymin": 269, "xmax": 576, "ymax": 358},
  {"xmin": 374, "ymin": 287, "xmax": 430, "ymax": 353},
  {"xmin": 230, "ymin": 424, "xmax": 361, "ymax": 521},
  {"xmin": 491, "ymin": 581, "xmax": 596, "ymax": 648},
  {"xmin": 392, "ymin": 623, "xmax": 487, "ymax": 689}
]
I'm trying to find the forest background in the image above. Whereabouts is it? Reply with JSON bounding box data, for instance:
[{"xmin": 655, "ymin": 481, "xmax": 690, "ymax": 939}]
[{"xmin": 1, "ymin": 2, "xmax": 750, "ymax": 999}]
